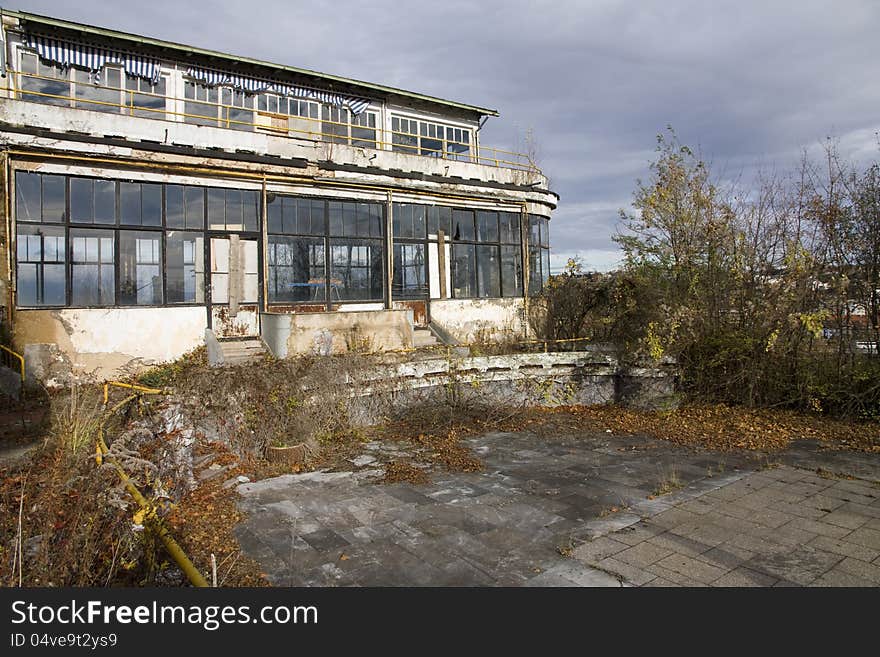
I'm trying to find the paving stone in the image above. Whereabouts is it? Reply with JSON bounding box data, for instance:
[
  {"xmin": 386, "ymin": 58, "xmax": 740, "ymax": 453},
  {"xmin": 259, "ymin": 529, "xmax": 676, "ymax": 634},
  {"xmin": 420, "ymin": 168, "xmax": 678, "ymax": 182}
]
[
  {"xmin": 570, "ymin": 536, "xmax": 630, "ymax": 562},
  {"xmin": 654, "ymin": 553, "xmax": 728, "ymax": 584},
  {"xmin": 834, "ymin": 556, "xmax": 880, "ymax": 584},
  {"xmin": 612, "ymin": 522, "xmax": 666, "ymax": 546},
  {"xmin": 697, "ymin": 544, "xmax": 753, "ymax": 570},
  {"xmin": 595, "ymin": 556, "xmax": 658, "ymax": 586},
  {"xmin": 822, "ymin": 510, "xmax": 871, "ymax": 530},
  {"xmin": 712, "ymin": 567, "xmax": 778, "ymax": 587},
  {"xmin": 807, "ymin": 535, "xmax": 879, "ymax": 562},
  {"xmin": 746, "ymin": 545, "xmax": 843, "ymax": 586},
  {"xmin": 644, "ymin": 562, "xmax": 709, "ymax": 587},
  {"xmin": 646, "ymin": 532, "xmax": 712, "ymax": 558},
  {"xmin": 615, "ymin": 541, "xmax": 674, "ymax": 568},
  {"xmin": 542, "ymin": 561, "xmax": 622, "ymax": 587},
  {"xmin": 810, "ymin": 568, "xmax": 875, "ymax": 587},
  {"xmin": 668, "ymin": 521, "xmax": 734, "ymax": 548},
  {"xmin": 781, "ymin": 516, "xmax": 851, "ymax": 539}
]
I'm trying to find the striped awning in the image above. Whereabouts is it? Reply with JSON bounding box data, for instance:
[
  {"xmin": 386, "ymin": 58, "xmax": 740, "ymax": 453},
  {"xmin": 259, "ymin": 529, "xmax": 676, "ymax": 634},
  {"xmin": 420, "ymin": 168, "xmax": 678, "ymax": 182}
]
[
  {"xmin": 26, "ymin": 34, "xmax": 161, "ymax": 84},
  {"xmin": 186, "ymin": 66, "xmax": 372, "ymax": 115}
]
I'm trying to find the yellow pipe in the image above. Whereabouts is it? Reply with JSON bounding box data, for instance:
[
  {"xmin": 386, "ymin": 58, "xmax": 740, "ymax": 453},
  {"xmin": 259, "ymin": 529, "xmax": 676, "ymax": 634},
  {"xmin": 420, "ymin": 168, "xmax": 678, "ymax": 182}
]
[
  {"xmin": 0, "ymin": 344, "xmax": 25, "ymax": 384},
  {"xmin": 99, "ymin": 392, "xmax": 209, "ymax": 587},
  {"xmin": 102, "ymin": 381, "xmax": 163, "ymax": 404}
]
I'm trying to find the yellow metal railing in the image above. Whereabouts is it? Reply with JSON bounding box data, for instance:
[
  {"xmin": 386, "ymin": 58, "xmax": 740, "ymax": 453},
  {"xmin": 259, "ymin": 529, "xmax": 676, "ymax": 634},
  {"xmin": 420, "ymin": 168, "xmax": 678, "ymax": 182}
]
[
  {"xmin": 102, "ymin": 380, "xmax": 164, "ymax": 404},
  {"xmin": 99, "ymin": 390, "xmax": 209, "ymax": 587},
  {"xmin": 0, "ymin": 344, "xmax": 25, "ymax": 386},
  {"xmin": 6, "ymin": 71, "xmax": 542, "ymax": 174}
]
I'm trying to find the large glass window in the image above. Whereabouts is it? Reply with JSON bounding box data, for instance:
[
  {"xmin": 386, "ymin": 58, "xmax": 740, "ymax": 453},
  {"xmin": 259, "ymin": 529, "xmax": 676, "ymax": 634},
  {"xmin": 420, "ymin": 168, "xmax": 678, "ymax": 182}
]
[
  {"xmin": 183, "ymin": 81, "xmax": 219, "ymax": 126},
  {"xmin": 74, "ymin": 66, "xmax": 121, "ymax": 113},
  {"xmin": 392, "ymin": 203, "xmax": 426, "ymax": 240},
  {"xmin": 120, "ymin": 182, "xmax": 162, "ymax": 227},
  {"xmin": 119, "ymin": 231, "xmax": 162, "ymax": 305},
  {"xmin": 452, "ymin": 243, "xmax": 477, "ymax": 298},
  {"xmin": 393, "ymin": 243, "xmax": 427, "ymax": 298},
  {"xmin": 329, "ymin": 239, "xmax": 384, "ymax": 301},
  {"xmin": 391, "ymin": 116, "xmax": 473, "ymax": 161},
  {"xmin": 165, "ymin": 185, "xmax": 205, "ymax": 230},
  {"xmin": 266, "ymin": 194, "xmax": 385, "ymax": 305},
  {"xmin": 476, "ymin": 245, "xmax": 501, "ymax": 298},
  {"xmin": 70, "ymin": 178, "xmax": 116, "ymax": 224},
  {"xmin": 16, "ymin": 225, "xmax": 66, "ymax": 306},
  {"xmin": 207, "ymin": 188, "xmax": 259, "ymax": 231},
  {"xmin": 267, "ymin": 236, "xmax": 325, "ymax": 303},
  {"xmin": 71, "ymin": 228, "xmax": 115, "ymax": 306},
  {"xmin": 15, "ymin": 172, "xmax": 65, "ymax": 223},
  {"xmin": 19, "ymin": 52, "xmax": 70, "ymax": 107},
  {"xmin": 501, "ymin": 245, "xmax": 523, "ymax": 297},
  {"xmin": 166, "ymin": 231, "xmax": 205, "ymax": 304},
  {"xmin": 126, "ymin": 75, "xmax": 167, "ymax": 119},
  {"xmin": 528, "ymin": 214, "xmax": 551, "ymax": 295}
]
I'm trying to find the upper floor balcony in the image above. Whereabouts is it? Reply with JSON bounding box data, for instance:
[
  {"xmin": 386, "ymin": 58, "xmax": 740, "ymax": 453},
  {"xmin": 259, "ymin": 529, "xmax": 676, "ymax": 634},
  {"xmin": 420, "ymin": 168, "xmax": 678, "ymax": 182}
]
[{"xmin": 0, "ymin": 11, "xmax": 545, "ymax": 184}]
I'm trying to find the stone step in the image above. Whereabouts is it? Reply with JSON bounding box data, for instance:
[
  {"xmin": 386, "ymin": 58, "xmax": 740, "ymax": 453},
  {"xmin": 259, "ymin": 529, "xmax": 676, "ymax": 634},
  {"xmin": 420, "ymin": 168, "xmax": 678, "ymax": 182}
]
[
  {"xmin": 216, "ymin": 338, "xmax": 267, "ymax": 365},
  {"xmin": 413, "ymin": 329, "xmax": 439, "ymax": 347}
]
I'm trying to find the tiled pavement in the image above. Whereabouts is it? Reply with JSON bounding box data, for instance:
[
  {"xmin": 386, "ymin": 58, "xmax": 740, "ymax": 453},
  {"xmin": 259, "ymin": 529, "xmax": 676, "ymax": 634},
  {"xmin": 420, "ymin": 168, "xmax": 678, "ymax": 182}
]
[{"xmin": 234, "ymin": 430, "xmax": 880, "ymax": 586}]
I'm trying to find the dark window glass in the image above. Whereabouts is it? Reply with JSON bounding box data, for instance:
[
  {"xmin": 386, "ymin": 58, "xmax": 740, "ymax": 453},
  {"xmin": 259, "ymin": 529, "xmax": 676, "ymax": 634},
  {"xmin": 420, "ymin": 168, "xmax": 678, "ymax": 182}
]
[
  {"xmin": 329, "ymin": 239, "xmax": 384, "ymax": 301},
  {"xmin": 207, "ymin": 188, "xmax": 226, "ymax": 230},
  {"xmin": 19, "ymin": 54, "xmax": 71, "ymax": 107},
  {"xmin": 393, "ymin": 203, "xmax": 426, "ymax": 239},
  {"xmin": 528, "ymin": 245, "xmax": 542, "ymax": 296},
  {"xmin": 142, "ymin": 184, "xmax": 162, "ymax": 226},
  {"xmin": 452, "ymin": 209, "xmax": 475, "ymax": 241},
  {"xmin": 267, "ymin": 194, "xmax": 283, "ymax": 233},
  {"xmin": 71, "ymin": 228, "xmax": 115, "ymax": 306},
  {"xmin": 16, "ymin": 225, "xmax": 66, "ymax": 306},
  {"xmin": 328, "ymin": 201, "xmax": 344, "ymax": 236},
  {"xmin": 119, "ymin": 231, "xmax": 162, "ymax": 305},
  {"xmin": 501, "ymin": 245, "xmax": 523, "ymax": 297},
  {"xmin": 185, "ymin": 187, "xmax": 205, "ymax": 229},
  {"xmin": 41, "ymin": 175, "xmax": 66, "ymax": 223},
  {"xmin": 452, "ymin": 243, "xmax": 477, "ymax": 298},
  {"xmin": 15, "ymin": 172, "xmax": 42, "ymax": 223},
  {"xmin": 166, "ymin": 185, "xmax": 204, "ymax": 230},
  {"xmin": 165, "ymin": 184, "xmax": 185, "ymax": 228},
  {"xmin": 542, "ymin": 248, "xmax": 551, "ymax": 284},
  {"xmin": 476, "ymin": 245, "xmax": 501, "ymax": 298},
  {"xmin": 74, "ymin": 67, "xmax": 120, "ymax": 114},
  {"xmin": 427, "ymin": 206, "xmax": 452, "ymax": 238},
  {"xmin": 499, "ymin": 212, "xmax": 521, "ymax": 243},
  {"xmin": 476, "ymin": 211, "xmax": 499, "ymax": 242},
  {"xmin": 268, "ymin": 236, "xmax": 325, "ymax": 302},
  {"xmin": 166, "ymin": 231, "xmax": 205, "ymax": 303},
  {"xmin": 70, "ymin": 178, "xmax": 115, "ymax": 224},
  {"xmin": 120, "ymin": 182, "xmax": 141, "ymax": 225},
  {"xmin": 225, "ymin": 189, "xmax": 243, "ymax": 230},
  {"xmin": 392, "ymin": 243, "xmax": 427, "ymax": 298},
  {"xmin": 529, "ymin": 215, "xmax": 542, "ymax": 247},
  {"xmin": 541, "ymin": 218, "xmax": 550, "ymax": 247}
]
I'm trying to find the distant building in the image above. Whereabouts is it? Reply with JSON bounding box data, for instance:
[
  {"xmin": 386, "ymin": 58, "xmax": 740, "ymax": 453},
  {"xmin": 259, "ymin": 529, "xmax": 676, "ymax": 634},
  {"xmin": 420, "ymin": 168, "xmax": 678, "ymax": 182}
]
[{"xmin": 0, "ymin": 10, "xmax": 555, "ymax": 380}]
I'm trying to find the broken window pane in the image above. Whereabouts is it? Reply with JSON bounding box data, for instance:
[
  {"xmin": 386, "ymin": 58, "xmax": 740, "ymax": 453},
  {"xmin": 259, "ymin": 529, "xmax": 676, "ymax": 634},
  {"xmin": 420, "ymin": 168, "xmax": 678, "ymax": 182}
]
[
  {"xmin": 427, "ymin": 206, "xmax": 452, "ymax": 238},
  {"xmin": 166, "ymin": 231, "xmax": 205, "ymax": 304},
  {"xmin": 452, "ymin": 243, "xmax": 476, "ymax": 298},
  {"xmin": 476, "ymin": 244, "xmax": 500, "ymax": 298},
  {"xmin": 119, "ymin": 230, "xmax": 162, "ymax": 305},
  {"xmin": 452, "ymin": 209, "xmax": 475, "ymax": 241},
  {"xmin": 392, "ymin": 243, "xmax": 427, "ymax": 298},
  {"xmin": 268, "ymin": 235, "xmax": 325, "ymax": 303},
  {"xmin": 71, "ymin": 228, "xmax": 115, "ymax": 306},
  {"xmin": 499, "ymin": 212, "xmax": 521, "ymax": 243},
  {"xmin": 16, "ymin": 225, "xmax": 66, "ymax": 306},
  {"xmin": 501, "ymin": 245, "xmax": 523, "ymax": 297}
]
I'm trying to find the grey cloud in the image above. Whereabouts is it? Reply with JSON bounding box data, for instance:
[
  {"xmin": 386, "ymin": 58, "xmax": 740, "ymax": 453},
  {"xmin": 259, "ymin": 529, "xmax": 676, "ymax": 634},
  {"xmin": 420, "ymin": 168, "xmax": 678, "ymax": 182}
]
[{"xmin": 15, "ymin": 0, "xmax": 880, "ymax": 271}]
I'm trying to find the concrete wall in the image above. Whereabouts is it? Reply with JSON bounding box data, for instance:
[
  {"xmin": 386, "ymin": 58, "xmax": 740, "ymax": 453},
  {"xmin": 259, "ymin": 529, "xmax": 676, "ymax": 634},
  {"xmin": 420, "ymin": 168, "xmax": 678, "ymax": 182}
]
[
  {"xmin": 14, "ymin": 307, "xmax": 206, "ymax": 383},
  {"xmin": 430, "ymin": 298, "xmax": 527, "ymax": 343},
  {"xmin": 262, "ymin": 309, "xmax": 414, "ymax": 357}
]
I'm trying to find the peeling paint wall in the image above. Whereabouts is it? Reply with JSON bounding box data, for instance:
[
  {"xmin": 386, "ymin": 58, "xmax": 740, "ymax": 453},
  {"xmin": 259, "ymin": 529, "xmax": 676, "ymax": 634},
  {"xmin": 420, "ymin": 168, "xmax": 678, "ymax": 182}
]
[
  {"xmin": 13, "ymin": 307, "xmax": 206, "ymax": 381},
  {"xmin": 429, "ymin": 298, "xmax": 527, "ymax": 343},
  {"xmin": 262, "ymin": 309, "xmax": 413, "ymax": 357}
]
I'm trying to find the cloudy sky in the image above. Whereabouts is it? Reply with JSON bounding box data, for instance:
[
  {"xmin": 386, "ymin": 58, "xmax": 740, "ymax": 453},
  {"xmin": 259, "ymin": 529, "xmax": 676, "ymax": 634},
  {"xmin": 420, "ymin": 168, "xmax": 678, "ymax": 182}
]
[{"xmin": 14, "ymin": 0, "xmax": 880, "ymax": 271}]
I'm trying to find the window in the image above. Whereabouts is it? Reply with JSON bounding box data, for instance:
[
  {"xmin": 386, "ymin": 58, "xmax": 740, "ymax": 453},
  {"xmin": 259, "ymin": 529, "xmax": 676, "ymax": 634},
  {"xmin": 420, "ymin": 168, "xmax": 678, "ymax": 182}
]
[
  {"xmin": 351, "ymin": 112, "xmax": 377, "ymax": 148},
  {"xmin": 119, "ymin": 231, "xmax": 162, "ymax": 305},
  {"xmin": 184, "ymin": 81, "xmax": 219, "ymax": 126},
  {"xmin": 393, "ymin": 243, "xmax": 427, "ymax": 298},
  {"xmin": 452, "ymin": 210, "xmax": 475, "ymax": 241},
  {"xmin": 476, "ymin": 211, "xmax": 499, "ymax": 242},
  {"xmin": 452, "ymin": 243, "xmax": 477, "ymax": 298},
  {"xmin": 71, "ymin": 228, "xmax": 115, "ymax": 306},
  {"xmin": 165, "ymin": 185, "xmax": 205, "ymax": 230},
  {"xmin": 70, "ymin": 178, "xmax": 116, "ymax": 224},
  {"xmin": 15, "ymin": 172, "xmax": 65, "ymax": 223},
  {"xmin": 391, "ymin": 116, "xmax": 472, "ymax": 161},
  {"xmin": 427, "ymin": 206, "xmax": 452, "ymax": 238},
  {"xmin": 120, "ymin": 182, "xmax": 162, "ymax": 226},
  {"xmin": 74, "ymin": 65, "xmax": 121, "ymax": 113},
  {"xmin": 19, "ymin": 52, "xmax": 70, "ymax": 106},
  {"xmin": 476, "ymin": 245, "xmax": 501, "ymax": 298},
  {"xmin": 166, "ymin": 231, "xmax": 205, "ymax": 303},
  {"xmin": 126, "ymin": 74, "xmax": 167, "ymax": 119},
  {"xmin": 267, "ymin": 236, "xmax": 325, "ymax": 303},
  {"xmin": 266, "ymin": 194, "xmax": 385, "ymax": 304},
  {"xmin": 392, "ymin": 203, "xmax": 426, "ymax": 239},
  {"xmin": 501, "ymin": 245, "xmax": 523, "ymax": 297},
  {"xmin": 528, "ymin": 215, "xmax": 551, "ymax": 295},
  {"xmin": 329, "ymin": 239, "xmax": 384, "ymax": 301},
  {"xmin": 16, "ymin": 225, "xmax": 66, "ymax": 306},
  {"xmin": 207, "ymin": 188, "xmax": 259, "ymax": 231},
  {"xmin": 320, "ymin": 107, "xmax": 378, "ymax": 147},
  {"xmin": 221, "ymin": 87, "xmax": 254, "ymax": 131}
]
